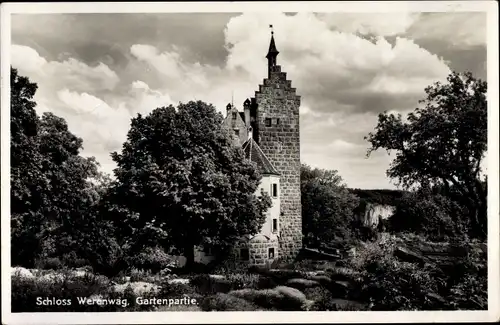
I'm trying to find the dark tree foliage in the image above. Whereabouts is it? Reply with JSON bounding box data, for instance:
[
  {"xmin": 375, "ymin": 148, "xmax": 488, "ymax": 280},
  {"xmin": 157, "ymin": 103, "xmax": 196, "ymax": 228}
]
[
  {"xmin": 348, "ymin": 188, "xmax": 407, "ymax": 206},
  {"xmin": 365, "ymin": 71, "xmax": 487, "ymax": 239},
  {"xmin": 301, "ymin": 164, "xmax": 360, "ymax": 247},
  {"xmin": 388, "ymin": 189, "xmax": 469, "ymax": 241},
  {"xmin": 107, "ymin": 101, "xmax": 271, "ymax": 267},
  {"xmin": 10, "ymin": 67, "xmax": 105, "ymax": 267}
]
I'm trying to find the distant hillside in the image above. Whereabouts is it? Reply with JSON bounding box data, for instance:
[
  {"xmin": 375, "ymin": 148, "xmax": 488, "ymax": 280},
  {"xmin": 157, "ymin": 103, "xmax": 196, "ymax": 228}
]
[{"xmin": 348, "ymin": 188, "xmax": 409, "ymax": 206}]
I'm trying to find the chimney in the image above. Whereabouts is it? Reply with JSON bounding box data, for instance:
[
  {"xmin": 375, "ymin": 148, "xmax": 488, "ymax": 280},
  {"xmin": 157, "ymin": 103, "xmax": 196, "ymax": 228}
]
[{"xmin": 243, "ymin": 98, "xmax": 251, "ymax": 126}]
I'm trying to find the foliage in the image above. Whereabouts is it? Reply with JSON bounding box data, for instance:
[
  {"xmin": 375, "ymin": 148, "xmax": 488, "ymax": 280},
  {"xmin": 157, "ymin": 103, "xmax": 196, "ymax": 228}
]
[
  {"xmin": 229, "ymin": 286, "xmax": 308, "ymax": 311},
  {"xmin": 359, "ymin": 258, "xmax": 442, "ymax": 310},
  {"xmin": 34, "ymin": 257, "xmax": 64, "ymax": 271},
  {"xmin": 346, "ymin": 233, "xmax": 487, "ymax": 310},
  {"xmin": 107, "ymin": 101, "xmax": 272, "ymax": 266},
  {"xmin": 365, "ymin": 71, "xmax": 487, "ymax": 238},
  {"xmin": 200, "ymin": 293, "xmax": 261, "ymax": 311},
  {"xmin": 225, "ymin": 273, "xmax": 261, "ymax": 290},
  {"xmin": 126, "ymin": 246, "xmax": 177, "ymax": 273},
  {"xmin": 209, "ymin": 258, "xmax": 249, "ymax": 275},
  {"xmin": 349, "ymin": 188, "xmax": 407, "ymax": 206},
  {"xmin": 10, "ymin": 67, "xmax": 107, "ymax": 268},
  {"xmin": 388, "ymin": 189, "xmax": 469, "ymax": 240},
  {"xmin": 158, "ymin": 281, "xmax": 199, "ymax": 299},
  {"xmin": 301, "ymin": 164, "xmax": 360, "ymax": 247},
  {"xmin": 190, "ymin": 274, "xmax": 234, "ymax": 294},
  {"xmin": 11, "ymin": 272, "xmax": 111, "ymax": 312}
]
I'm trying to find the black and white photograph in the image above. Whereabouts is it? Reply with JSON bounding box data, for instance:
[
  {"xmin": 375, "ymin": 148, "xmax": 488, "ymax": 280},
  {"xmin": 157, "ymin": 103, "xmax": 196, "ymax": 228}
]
[{"xmin": 1, "ymin": 1, "xmax": 499, "ymax": 324}]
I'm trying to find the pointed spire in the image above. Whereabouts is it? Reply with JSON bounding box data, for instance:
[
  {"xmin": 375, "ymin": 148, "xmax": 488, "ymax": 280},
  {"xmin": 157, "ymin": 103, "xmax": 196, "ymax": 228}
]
[
  {"xmin": 266, "ymin": 25, "xmax": 279, "ymax": 60},
  {"xmin": 266, "ymin": 25, "xmax": 279, "ymax": 77}
]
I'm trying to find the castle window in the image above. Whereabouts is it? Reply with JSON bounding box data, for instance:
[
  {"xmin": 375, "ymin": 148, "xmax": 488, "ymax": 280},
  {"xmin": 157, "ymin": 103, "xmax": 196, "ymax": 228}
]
[
  {"xmin": 265, "ymin": 118, "xmax": 272, "ymax": 127},
  {"xmin": 232, "ymin": 112, "xmax": 237, "ymax": 119},
  {"xmin": 276, "ymin": 118, "xmax": 280, "ymax": 125},
  {"xmin": 271, "ymin": 183, "xmax": 278, "ymax": 198},
  {"xmin": 272, "ymin": 219, "xmax": 278, "ymax": 233},
  {"xmin": 268, "ymin": 248, "xmax": 275, "ymax": 259},
  {"xmin": 240, "ymin": 248, "xmax": 249, "ymax": 261},
  {"xmin": 234, "ymin": 129, "xmax": 240, "ymax": 137}
]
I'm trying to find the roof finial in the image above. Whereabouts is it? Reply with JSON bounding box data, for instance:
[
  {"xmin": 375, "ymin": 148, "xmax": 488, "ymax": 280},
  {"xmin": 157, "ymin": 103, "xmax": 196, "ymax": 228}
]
[
  {"xmin": 270, "ymin": 24, "xmax": 274, "ymax": 35},
  {"xmin": 231, "ymin": 90, "xmax": 234, "ymax": 107}
]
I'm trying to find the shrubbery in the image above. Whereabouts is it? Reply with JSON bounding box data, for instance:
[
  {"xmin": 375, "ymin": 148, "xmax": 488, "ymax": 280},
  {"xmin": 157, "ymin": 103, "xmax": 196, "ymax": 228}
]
[
  {"xmin": 126, "ymin": 246, "xmax": 176, "ymax": 273},
  {"xmin": 388, "ymin": 190, "xmax": 469, "ymax": 241},
  {"xmin": 229, "ymin": 286, "xmax": 308, "ymax": 311},
  {"xmin": 200, "ymin": 293, "xmax": 260, "ymax": 311},
  {"xmin": 343, "ymin": 234, "xmax": 487, "ymax": 311}
]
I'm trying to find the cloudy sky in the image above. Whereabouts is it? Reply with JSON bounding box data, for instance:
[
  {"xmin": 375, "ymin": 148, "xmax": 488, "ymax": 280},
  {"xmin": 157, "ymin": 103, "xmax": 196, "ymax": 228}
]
[{"xmin": 10, "ymin": 11, "xmax": 487, "ymax": 189}]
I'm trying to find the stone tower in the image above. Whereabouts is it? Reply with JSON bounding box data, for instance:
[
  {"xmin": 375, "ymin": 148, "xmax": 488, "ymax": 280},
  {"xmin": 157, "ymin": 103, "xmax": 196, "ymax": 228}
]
[{"xmin": 250, "ymin": 30, "xmax": 302, "ymax": 260}]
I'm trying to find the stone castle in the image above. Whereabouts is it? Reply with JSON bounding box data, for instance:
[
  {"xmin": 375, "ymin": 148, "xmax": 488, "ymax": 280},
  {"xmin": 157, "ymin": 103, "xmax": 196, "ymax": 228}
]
[{"xmin": 195, "ymin": 31, "xmax": 302, "ymax": 266}]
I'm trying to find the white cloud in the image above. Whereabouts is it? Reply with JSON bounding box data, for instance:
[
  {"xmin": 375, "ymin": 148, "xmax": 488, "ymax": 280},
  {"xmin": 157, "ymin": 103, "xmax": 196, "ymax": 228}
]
[
  {"xmin": 12, "ymin": 45, "xmax": 120, "ymax": 93},
  {"xmin": 316, "ymin": 12, "xmax": 421, "ymax": 37},
  {"xmin": 406, "ymin": 13, "xmax": 487, "ymax": 48},
  {"xmin": 11, "ymin": 45, "xmax": 48, "ymax": 72}
]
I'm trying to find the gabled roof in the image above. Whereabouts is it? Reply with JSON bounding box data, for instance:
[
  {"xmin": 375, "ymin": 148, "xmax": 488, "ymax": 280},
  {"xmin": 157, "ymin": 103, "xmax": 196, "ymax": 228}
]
[{"xmin": 242, "ymin": 137, "xmax": 280, "ymax": 176}]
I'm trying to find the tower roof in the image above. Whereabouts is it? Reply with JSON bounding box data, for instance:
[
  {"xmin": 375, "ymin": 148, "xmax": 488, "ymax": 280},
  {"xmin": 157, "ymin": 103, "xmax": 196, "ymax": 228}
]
[
  {"xmin": 242, "ymin": 138, "xmax": 280, "ymax": 176},
  {"xmin": 266, "ymin": 34, "xmax": 279, "ymax": 59}
]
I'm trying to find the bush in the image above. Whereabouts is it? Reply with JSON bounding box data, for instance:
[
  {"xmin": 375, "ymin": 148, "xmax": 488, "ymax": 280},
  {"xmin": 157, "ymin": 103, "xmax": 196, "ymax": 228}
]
[
  {"xmin": 209, "ymin": 258, "xmax": 248, "ymax": 275},
  {"xmin": 34, "ymin": 257, "xmax": 64, "ymax": 270},
  {"xmin": 61, "ymin": 252, "xmax": 89, "ymax": 269},
  {"xmin": 12, "ymin": 272, "xmax": 110, "ymax": 312},
  {"xmin": 83, "ymin": 234, "xmax": 128, "ymax": 278},
  {"xmin": 358, "ymin": 258, "xmax": 443, "ymax": 310},
  {"xmin": 127, "ymin": 246, "xmax": 176, "ymax": 273},
  {"xmin": 229, "ymin": 286, "xmax": 308, "ymax": 311},
  {"xmin": 190, "ymin": 274, "xmax": 233, "ymax": 295},
  {"xmin": 158, "ymin": 281, "xmax": 199, "ymax": 299},
  {"xmin": 261, "ymin": 269, "xmax": 306, "ymax": 284},
  {"xmin": 226, "ymin": 273, "xmax": 260, "ymax": 290},
  {"xmin": 445, "ymin": 247, "xmax": 487, "ymax": 310},
  {"xmin": 313, "ymin": 297, "xmax": 369, "ymax": 311},
  {"xmin": 388, "ymin": 191, "xmax": 468, "ymax": 241},
  {"xmin": 255, "ymin": 276, "xmax": 278, "ymax": 289},
  {"xmin": 200, "ymin": 293, "xmax": 260, "ymax": 311},
  {"xmin": 274, "ymin": 286, "xmax": 308, "ymax": 309},
  {"xmin": 129, "ymin": 268, "xmax": 155, "ymax": 283},
  {"xmin": 286, "ymin": 278, "xmax": 320, "ymax": 291}
]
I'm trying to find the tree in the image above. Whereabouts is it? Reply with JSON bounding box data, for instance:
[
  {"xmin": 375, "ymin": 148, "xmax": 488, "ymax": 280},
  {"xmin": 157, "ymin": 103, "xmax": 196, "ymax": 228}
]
[
  {"xmin": 10, "ymin": 67, "xmax": 45, "ymax": 266},
  {"xmin": 365, "ymin": 71, "xmax": 487, "ymax": 238},
  {"xmin": 108, "ymin": 101, "xmax": 271, "ymax": 267},
  {"xmin": 10, "ymin": 67, "xmax": 104, "ymax": 267},
  {"xmin": 301, "ymin": 164, "xmax": 360, "ymax": 247}
]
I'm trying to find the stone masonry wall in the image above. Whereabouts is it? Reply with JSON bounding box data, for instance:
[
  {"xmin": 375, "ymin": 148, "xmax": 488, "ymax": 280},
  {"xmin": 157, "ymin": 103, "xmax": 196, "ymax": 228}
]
[
  {"xmin": 254, "ymin": 65, "xmax": 302, "ymax": 260},
  {"xmin": 222, "ymin": 106, "xmax": 248, "ymax": 146},
  {"xmin": 234, "ymin": 236, "xmax": 279, "ymax": 267}
]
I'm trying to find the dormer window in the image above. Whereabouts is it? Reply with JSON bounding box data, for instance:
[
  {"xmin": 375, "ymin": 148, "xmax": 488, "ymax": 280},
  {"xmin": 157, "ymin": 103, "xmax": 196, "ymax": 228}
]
[
  {"xmin": 232, "ymin": 112, "xmax": 237, "ymax": 119},
  {"xmin": 234, "ymin": 129, "xmax": 240, "ymax": 137}
]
